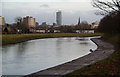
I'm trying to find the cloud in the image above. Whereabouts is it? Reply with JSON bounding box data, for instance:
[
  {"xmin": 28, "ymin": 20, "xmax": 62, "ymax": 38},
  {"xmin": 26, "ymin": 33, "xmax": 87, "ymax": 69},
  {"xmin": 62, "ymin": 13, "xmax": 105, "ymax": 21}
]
[
  {"xmin": 40, "ymin": 4, "xmax": 49, "ymax": 8},
  {"xmin": 22, "ymin": 9, "xmax": 28, "ymax": 14}
]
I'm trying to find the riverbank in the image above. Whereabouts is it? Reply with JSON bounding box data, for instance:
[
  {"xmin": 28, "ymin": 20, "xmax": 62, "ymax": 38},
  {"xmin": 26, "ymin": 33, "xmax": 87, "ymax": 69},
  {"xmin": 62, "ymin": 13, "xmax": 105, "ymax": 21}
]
[
  {"xmin": 2, "ymin": 33, "xmax": 103, "ymax": 45},
  {"xmin": 64, "ymin": 34, "xmax": 120, "ymax": 76},
  {"xmin": 24, "ymin": 37, "xmax": 114, "ymax": 77}
]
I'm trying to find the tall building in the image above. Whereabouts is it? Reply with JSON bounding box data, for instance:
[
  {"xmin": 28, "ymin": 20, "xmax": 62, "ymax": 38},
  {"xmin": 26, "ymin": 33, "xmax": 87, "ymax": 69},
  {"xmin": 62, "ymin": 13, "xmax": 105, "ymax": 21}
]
[
  {"xmin": 0, "ymin": 16, "xmax": 5, "ymax": 26},
  {"xmin": 21, "ymin": 16, "xmax": 36, "ymax": 32},
  {"xmin": 56, "ymin": 10, "xmax": 62, "ymax": 25},
  {"xmin": 0, "ymin": 16, "xmax": 5, "ymax": 32},
  {"xmin": 22, "ymin": 16, "xmax": 36, "ymax": 28}
]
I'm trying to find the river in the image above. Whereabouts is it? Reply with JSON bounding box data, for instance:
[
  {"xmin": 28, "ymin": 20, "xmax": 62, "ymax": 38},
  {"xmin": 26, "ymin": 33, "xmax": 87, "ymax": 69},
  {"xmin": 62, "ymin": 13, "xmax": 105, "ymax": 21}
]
[{"xmin": 2, "ymin": 37, "xmax": 98, "ymax": 75}]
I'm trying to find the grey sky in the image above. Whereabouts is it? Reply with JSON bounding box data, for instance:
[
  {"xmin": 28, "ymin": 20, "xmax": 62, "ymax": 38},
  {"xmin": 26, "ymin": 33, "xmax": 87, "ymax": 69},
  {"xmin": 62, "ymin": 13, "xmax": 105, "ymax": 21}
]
[
  {"xmin": 2, "ymin": 0, "xmax": 91, "ymax": 2},
  {"xmin": 1, "ymin": 0, "xmax": 103, "ymax": 25}
]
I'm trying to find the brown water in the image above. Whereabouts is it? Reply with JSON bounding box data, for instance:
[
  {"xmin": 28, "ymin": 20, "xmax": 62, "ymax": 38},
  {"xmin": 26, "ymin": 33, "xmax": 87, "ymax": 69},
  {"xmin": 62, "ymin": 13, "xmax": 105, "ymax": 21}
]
[{"xmin": 2, "ymin": 37, "xmax": 98, "ymax": 75}]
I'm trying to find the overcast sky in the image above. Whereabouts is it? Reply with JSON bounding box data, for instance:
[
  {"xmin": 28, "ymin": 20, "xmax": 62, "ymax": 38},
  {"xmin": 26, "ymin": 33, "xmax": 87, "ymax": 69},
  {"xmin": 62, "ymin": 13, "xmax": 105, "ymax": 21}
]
[{"xmin": 1, "ymin": 0, "xmax": 103, "ymax": 25}]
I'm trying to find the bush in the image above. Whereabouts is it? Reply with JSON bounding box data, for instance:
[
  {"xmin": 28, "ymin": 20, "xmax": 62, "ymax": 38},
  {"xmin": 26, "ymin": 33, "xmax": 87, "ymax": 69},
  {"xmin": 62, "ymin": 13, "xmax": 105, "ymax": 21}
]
[{"xmin": 97, "ymin": 12, "xmax": 120, "ymax": 34}]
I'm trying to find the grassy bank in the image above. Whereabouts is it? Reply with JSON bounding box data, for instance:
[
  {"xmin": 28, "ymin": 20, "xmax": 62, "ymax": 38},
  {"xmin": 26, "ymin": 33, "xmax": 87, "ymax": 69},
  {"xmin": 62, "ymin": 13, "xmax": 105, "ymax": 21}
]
[
  {"xmin": 63, "ymin": 34, "xmax": 120, "ymax": 76},
  {"xmin": 2, "ymin": 33, "xmax": 103, "ymax": 45}
]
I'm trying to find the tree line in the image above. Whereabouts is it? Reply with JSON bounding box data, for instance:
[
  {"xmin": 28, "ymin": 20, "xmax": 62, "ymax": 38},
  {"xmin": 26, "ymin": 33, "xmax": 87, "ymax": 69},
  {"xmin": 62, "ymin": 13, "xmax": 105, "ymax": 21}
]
[{"xmin": 93, "ymin": 0, "xmax": 120, "ymax": 34}]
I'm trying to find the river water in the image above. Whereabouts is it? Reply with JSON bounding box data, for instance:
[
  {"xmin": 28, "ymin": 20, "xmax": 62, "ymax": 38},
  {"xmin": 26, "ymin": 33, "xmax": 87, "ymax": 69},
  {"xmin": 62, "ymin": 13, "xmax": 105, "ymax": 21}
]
[{"xmin": 2, "ymin": 37, "xmax": 98, "ymax": 75}]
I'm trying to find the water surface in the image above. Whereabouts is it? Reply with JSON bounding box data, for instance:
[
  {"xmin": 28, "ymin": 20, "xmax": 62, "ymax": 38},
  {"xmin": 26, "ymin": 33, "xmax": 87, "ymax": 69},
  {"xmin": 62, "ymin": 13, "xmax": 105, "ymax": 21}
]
[{"xmin": 2, "ymin": 37, "xmax": 98, "ymax": 75}]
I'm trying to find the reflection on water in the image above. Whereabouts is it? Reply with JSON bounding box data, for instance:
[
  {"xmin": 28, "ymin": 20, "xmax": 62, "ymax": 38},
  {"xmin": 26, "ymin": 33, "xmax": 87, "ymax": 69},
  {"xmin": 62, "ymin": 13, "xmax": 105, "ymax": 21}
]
[
  {"xmin": 76, "ymin": 37, "xmax": 89, "ymax": 41},
  {"xmin": 2, "ymin": 37, "xmax": 98, "ymax": 75},
  {"xmin": 80, "ymin": 42, "xmax": 89, "ymax": 44}
]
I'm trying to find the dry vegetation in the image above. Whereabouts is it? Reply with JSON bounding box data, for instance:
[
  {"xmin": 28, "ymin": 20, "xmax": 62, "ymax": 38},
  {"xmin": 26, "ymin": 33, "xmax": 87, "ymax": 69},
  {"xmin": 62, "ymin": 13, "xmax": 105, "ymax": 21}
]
[{"xmin": 2, "ymin": 33, "xmax": 103, "ymax": 45}]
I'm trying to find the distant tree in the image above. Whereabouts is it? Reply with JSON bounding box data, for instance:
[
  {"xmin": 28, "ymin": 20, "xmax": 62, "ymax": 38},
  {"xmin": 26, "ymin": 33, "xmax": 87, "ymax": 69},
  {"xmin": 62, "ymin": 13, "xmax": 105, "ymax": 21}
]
[
  {"xmin": 60, "ymin": 26, "xmax": 75, "ymax": 33},
  {"xmin": 4, "ymin": 27, "xmax": 8, "ymax": 32},
  {"xmin": 80, "ymin": 21, "xmax": 90, "ymax": 30},
  {"xmin": 15, "ymin": 17, "xmax": 23, "ymax": 32},
  {"xmin": 15, "ymin": 17, "xmax": 29, "ymax": 33}
]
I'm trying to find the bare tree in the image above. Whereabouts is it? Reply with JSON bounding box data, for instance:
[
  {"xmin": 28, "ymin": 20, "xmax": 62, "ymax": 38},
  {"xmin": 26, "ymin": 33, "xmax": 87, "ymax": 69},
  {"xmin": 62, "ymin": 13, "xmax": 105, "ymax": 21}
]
[
  {"xmin": 15, "ymin": 17, "xmax": 22, "ymax": 30},
  {"xmin": 15, "ymin": 17, "xmax": 22, "ymax": 23},
  {"xmin": 92, "ymin": 0, "xmax": 120, "ymax": 15},
  {"xmin": 15, "ymin": 17, "xmax": 29, "ymax": 33}
]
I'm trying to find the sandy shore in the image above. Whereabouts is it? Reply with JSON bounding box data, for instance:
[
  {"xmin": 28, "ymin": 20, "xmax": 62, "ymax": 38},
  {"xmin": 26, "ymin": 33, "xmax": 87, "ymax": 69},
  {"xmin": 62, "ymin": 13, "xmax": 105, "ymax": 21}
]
[{"xmin": 25, "ymin": 38, "xmax": 115, "ymax": 77}]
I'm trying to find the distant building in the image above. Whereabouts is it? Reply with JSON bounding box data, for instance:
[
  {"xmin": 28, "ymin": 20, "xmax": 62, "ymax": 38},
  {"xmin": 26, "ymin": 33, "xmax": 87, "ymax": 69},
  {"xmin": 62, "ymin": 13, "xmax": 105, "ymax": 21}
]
[
  {"xmin": 76, "ymin": 30, "xmax": 94, "ymax": 33},
  {"xmin": 21, "ymin": 16, "xmax": 36, "ymax": 32},
  {"xmin": 22, "ymin": 16, "xmax": 36, "ymax": 28},
  {"xmin": 41, "ymin": 22, "xmax": 47, "ymax": 26},
  {"xmin": 91, "ymin": 22, "xmax": 98, "ymax": 29},
  {"xmin": 36, "ymin": 22, "xmax": 39, "ymax": 26},
  {"xmin": 0, "ymin": 16, "xmax": 5, "ymax": 26},
  {"xmin": 0, "ymin": 16, "xmax": 5, "ymax": 32},
  {"xmin": 56, "ymin": 10, "xmax": 62, "ymax": 25},
  {"xmin": 53, "ymin": 23, "xmax": 56, "ymax": 26}
]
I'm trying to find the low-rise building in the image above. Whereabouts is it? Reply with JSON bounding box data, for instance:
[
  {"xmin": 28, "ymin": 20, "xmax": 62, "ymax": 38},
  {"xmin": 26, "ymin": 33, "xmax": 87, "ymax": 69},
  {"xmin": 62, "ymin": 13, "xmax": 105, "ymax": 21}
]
[
  {"xmin": 41, "ymin": 22, "xmax": 47, "ymax": 26},
  {"xmin": 91, "ymin": 22, "xmax": 99, "ymax": 29}
]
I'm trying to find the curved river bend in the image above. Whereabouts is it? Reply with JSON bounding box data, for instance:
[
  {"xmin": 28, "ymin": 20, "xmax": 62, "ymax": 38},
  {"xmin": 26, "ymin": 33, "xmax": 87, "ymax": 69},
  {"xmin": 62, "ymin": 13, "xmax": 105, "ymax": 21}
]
[{"xmin": 2, "ymin": 37, "xmax": 98, "ymax": 75}]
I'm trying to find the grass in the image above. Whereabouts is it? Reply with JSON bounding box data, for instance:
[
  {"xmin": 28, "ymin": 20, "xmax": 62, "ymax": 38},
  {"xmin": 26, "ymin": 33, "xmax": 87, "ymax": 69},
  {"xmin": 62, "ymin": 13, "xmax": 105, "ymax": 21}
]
[
  {"xmin": 63, "ymin": 34, "xmax": 120, "ymax": 76},
  {"xmin": 2, "ymin": 33, "xmax": 103, "ymax": 45}
]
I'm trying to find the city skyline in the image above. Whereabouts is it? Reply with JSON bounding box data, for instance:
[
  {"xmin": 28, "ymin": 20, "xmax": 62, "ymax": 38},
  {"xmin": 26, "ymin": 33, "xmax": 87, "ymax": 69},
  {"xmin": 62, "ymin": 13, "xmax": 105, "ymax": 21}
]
[{"xmin": 1, "ymin": 1, "xmax": 103, "ymax": 25}]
